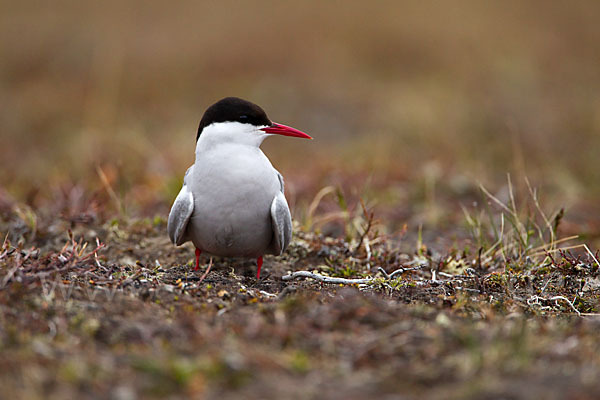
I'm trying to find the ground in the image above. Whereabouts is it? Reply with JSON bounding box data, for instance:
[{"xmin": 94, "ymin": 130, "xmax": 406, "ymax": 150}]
[{"xmin": 2, "ymin": 189, "xmax": 600, "ymax": 399}]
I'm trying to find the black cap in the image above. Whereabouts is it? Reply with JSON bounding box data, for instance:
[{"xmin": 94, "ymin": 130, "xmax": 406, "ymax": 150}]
[{"xmin": 197, "ymin": 97, "xmax": 272, "ymax": 141}]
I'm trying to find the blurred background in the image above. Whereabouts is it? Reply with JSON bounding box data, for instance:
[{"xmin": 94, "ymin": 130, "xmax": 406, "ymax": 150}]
[{"xmin": 2, "ymin": 0, "xmax": 600, "ymax": 242}]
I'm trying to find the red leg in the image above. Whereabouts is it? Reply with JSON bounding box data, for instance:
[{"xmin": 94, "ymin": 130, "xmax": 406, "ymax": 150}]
[
  {"xmin": 256, "ymin": 256, "xmax": 263, "ymax": 280},
  {"xmin": 195, "ymin": 248, "xmax": 202, "ymax": 271}
]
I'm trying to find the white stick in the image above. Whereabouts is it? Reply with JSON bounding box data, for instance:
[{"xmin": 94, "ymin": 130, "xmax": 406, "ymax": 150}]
[
  {"xmin": 584, "ymin": 244, "xmax": 600, "ymax": 269},
  {"xmin": 282, "ymin": 271, "xmax": 373, "ymax": 284},
  {"xmin": 528, "ymin": 294, "xmax": 581, "ymax": 316}
]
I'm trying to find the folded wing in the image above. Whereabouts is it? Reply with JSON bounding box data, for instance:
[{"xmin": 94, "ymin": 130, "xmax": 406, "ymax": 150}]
[
  {"xmin": 270, "ymin": 172, "xmax": 292, "ymax": 255},
  {"xmin": 167, "ymin": 167, "xmax": 195, "ymax": 246}
]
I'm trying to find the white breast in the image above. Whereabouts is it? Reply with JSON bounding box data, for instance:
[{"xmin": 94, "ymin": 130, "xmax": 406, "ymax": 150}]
[{"xmin": 186, "ymin": 142, "xmax": 281, "ymax": 257}]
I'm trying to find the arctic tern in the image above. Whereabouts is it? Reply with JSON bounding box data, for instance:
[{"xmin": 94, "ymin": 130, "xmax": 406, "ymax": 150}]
[{"xmin": 168, "ymin": 97, "xmax": 311, "ymax": 279}]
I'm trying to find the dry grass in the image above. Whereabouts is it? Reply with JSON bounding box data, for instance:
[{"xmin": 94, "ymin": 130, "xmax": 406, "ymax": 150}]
[
  {"xmin": 2, "ymin": 185, "xmax": 600, "ymax": 399},
  {"xmin": 2, "ymin": 1, "xmax": 600, "ymax": 398}
]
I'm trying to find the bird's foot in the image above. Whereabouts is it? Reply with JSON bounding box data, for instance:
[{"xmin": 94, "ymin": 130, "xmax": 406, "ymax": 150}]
[
  {"xmin": 195, "ymin": 248, "xmax": 202, "ymax": 271},
  {"xmin": 256, "ymin": 256, "xmax": 263, "ymax": 280}
]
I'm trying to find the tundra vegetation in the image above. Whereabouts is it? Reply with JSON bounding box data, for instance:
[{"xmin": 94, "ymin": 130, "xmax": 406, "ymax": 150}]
[{"xmin": 2, "ymin": 1, "xmax": 600, "ymax": 399}]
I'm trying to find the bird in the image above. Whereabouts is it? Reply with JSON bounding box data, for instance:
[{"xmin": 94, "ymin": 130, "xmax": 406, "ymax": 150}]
[{"xmin": 167, "ymin": 97, "xmax": 311, "ymax": 280}]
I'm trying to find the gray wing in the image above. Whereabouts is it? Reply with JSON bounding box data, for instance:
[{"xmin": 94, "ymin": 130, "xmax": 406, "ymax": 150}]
[
  {"xmin": 167, "ymin": 167, "xmax": 195, "ymax": 246},
  {"xmin": 270, "ymin": 182, "xmax": 292, "ymax": 256},
  {"xmin": 276, "ymin": 171, "xmax": 285, "ymax": 193}
]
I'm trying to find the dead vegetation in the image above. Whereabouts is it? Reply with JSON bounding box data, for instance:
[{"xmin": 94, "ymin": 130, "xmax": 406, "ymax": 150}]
[{"xmin": 2, "ymin": 179, "xmax": 600, "ymax": 399}]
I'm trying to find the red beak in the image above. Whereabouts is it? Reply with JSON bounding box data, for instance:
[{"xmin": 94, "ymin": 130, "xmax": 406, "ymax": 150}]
[{"xmin": 260, "ymin": 122, "xmax": 312, "ymax": 139}]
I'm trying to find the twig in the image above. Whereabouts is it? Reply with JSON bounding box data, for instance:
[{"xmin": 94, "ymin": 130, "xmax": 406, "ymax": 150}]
[
  {"xmin": 529, "ymin": 235, "xmax": 579, "ymax": 253},
  {"xmin": 0, "ymin": 233, "xmax": 9, "ymax": 260},
  {"xmin": 540, "ymin": 275, "xmax": 553, "ymax": 294},
  {"xmin": 78, "ymin": 242, "xmax": 106, "ymax": 264},
  {"xmin": 377, "ymin": 267, "xmax": 390, "ymax": 279},
  {"xmin": 258, "ymin": 290, "xmax": 278, "ymax": 298},
  {"xmin": 525, "ymin": 176, "xmax": 555, "ymax": 246},
  {"xmin": 531, "ymin": 244, "xmax": 582, "ymax": 258},
  {"xmin": 282, "ymin": 271, "xmax": 373, "ymax": 284},
  {"xmin": 389, "ymin": 265, "xmax": 425, "ymax": 279},
  {"xmin": 527, "ymin": 295, "xmax": 581, "ymax": 316},
  {"xmin": 454, "ymin": 286, "xmax": 481, "ymax": 293},
  {"xmin": 364, "ymin": 238, "xmax": 372, "ymax": 261},
  {"xmin": 94, "ymin": 237, "xmax": 103, "ymax": 268},
  {"xmin": 96, "ymin": 165, "xmax": 124, "ymax": 214},
  {"xmin": 437, "ymin": 271, "xmax": 471, "ymax": 279},
  {"xmin": 120, "ymin": 271, "xmax": 143, "ymax": 287},
  {"xmin": 584, "ymin": 244, "xmax": 600, "ymax": 269},
  {"xmin": 376, "ymin": 265, "xmax": 425, "ymax": 280},
  {"xmin": 198, "ymin": 257, "xmax": 213, "ymax": 284},
  {"xmin": 353, "ymin": 199, "xmax": 375, "ymax": 255},
  {"xmin": 1, "ymin": 265, "xmax": 20, "ymax": 288}
]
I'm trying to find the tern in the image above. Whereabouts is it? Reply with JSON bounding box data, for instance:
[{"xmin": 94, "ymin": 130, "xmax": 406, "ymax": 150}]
[{"xmin": 167, "ymin": 97, "xmax": 311, "ymax": 279}]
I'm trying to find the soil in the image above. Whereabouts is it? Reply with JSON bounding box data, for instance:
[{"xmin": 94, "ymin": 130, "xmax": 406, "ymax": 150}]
[{"xmin": 2, "ymin": 206, "xmax": 600, "ymax": 400}]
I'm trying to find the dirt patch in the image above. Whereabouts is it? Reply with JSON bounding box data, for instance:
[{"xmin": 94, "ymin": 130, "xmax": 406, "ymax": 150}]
[{"xmin": 2, "ymin": 204, "xmax": 600, "ymax": 399}]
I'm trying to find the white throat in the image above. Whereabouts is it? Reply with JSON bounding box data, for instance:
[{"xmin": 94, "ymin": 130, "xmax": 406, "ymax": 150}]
[{"xmin": 196, "ymin": 121, "xmax": 268, "ymax": 154}]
